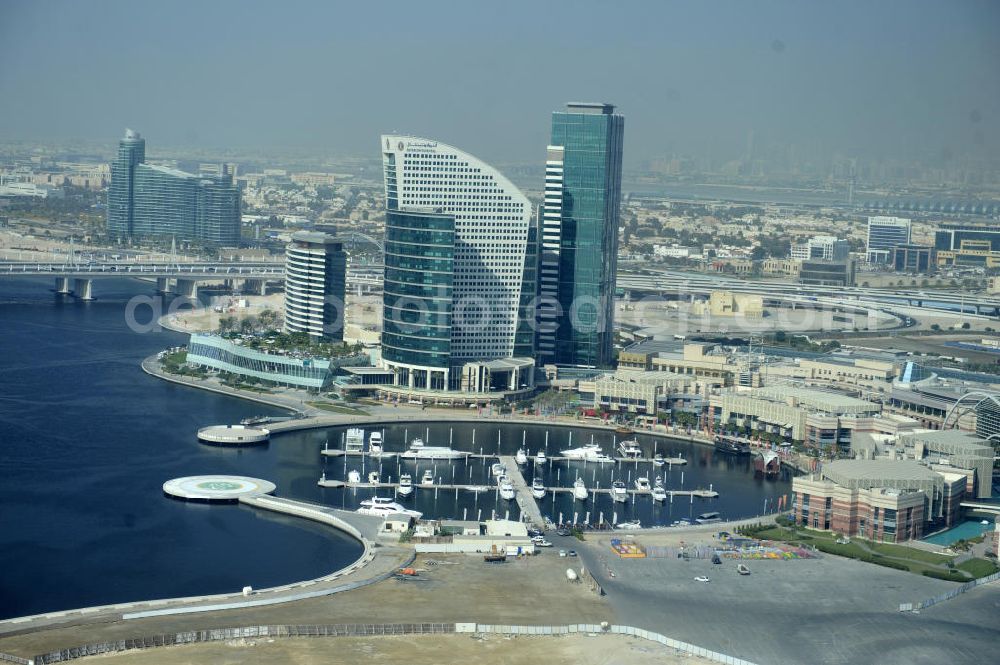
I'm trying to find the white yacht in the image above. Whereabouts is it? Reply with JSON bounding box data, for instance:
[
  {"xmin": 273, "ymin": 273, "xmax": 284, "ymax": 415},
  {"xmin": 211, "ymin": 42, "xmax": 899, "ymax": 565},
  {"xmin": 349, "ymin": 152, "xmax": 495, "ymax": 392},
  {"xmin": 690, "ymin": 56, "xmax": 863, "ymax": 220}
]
[
  {"xmin": 399, "ymin": 437, "xmax": 467, "ymax": 460},
  {"xmin": 368, "ymin": 430, "xmax": 384, "ymax": 456},
  {"xmin": 345, "ymin": 428, "xmax": 365, "ymax": 454},
  {"xmin": 499, "ymin": 477, "xmax": 516, "ymax": 500},
  {"xmin": 572, "ymin": 477, "xmax": 589, "ymax": 501},
  {"xmin": 651, "ymin": 484, "xmax": 667, "ymax": 502},
  {"xmin": 347, "ymin": 469, "xmax": 361, "ymax": 484},
  {"xmin": 490, "ymin": 462, "xmax": 507, "ymax": 478},
  {"xmin": 611, "ymin": 480, "xmax": 628, "ymax": 503},
  {"xmin": 367, "ymin": 470, "xmax": 380, "ymax": 485},
  {"xmin": 559, "ymin": 443, "xmax": 615, "ymax": 463},
  {"xmin": 420, "ymin": 469, "xmax": 435, "ymax": 486},
  {"xmin": 531, "ymin": 477, "xmax": 546, "ymax": 499},
  {"xmin": 634, "ymin": 477, "xmax": 651, "ymax": 492},
  {"xmin": 514, "ymin": 448, "xmax": 528, "ymax": 465},
  {"xmin": 652, "ymin": 453, "xmax": 665, "ymax": 467},
  {"xmin": 535, "ymin": 449, "xmax": 547, "ymax": 465},
  {"xmin": 397, "ymin": 473, "xmax": 414, "ymax": 497},
  {"xmin": 617, "ymin": 440, "xmax": 642, "ymax": 459},
  {"xmin": 357, "ymin": 496, "xmax": 421, "ymax": 519}
]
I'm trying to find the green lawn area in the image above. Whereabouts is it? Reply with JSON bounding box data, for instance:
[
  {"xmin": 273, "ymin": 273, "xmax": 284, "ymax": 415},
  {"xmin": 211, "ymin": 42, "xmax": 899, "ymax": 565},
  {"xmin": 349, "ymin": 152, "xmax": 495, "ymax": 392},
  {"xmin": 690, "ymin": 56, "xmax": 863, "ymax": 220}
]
[
  {"xmin": 744, "ymin": 523, "xmax": 974, "ymax": 578},
  {"xmin": 956, "ymin": 558, "xmax": 1000, "ymax": 579},
  {"xmin": 866, "ymin": 541, "xmax": 954, "ymax": 565},
  {"xmin": 307, "ymin": 401, "xmax": 368, "ymax": 416}
]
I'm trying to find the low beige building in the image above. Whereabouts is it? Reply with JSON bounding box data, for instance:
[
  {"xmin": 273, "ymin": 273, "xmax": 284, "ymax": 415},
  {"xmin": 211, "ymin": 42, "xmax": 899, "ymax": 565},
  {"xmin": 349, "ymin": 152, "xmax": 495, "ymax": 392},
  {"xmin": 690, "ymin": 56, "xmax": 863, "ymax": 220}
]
[
  {"xmin": 692, "ymin": 290, "xmax": 764, "ymax": 320},
  {"xmin": 593, "ymin": 370, "xmax": 721, "ymax": 414},
  {"xmin": 710, "ymin": 385, "xmax": 882, "ymax": 443},
  {"xmin": 766, "ymin": 357, "xmax": 896, "ymax": 395}
]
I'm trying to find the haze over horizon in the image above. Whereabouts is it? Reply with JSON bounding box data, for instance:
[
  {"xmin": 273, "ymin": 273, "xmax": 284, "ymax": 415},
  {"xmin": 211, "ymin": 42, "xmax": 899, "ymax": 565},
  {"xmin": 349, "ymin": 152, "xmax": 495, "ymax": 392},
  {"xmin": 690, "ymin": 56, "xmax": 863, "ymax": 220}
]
[{"xmin": 1, "ymin": 0, "xmax": 998, "ymax": 172}]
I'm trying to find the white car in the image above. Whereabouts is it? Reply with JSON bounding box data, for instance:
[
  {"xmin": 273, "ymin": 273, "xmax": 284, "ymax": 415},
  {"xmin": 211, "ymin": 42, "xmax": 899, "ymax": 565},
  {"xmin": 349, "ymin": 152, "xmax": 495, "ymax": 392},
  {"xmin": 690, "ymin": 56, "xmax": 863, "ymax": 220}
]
[
  {"xmin": 537, "ymin": 540, "xmax": 553, "ymax": 547},
  {"xmin": 559, "ymin": 549, "xmax": 568, "ymax": 557},
  {"xmin": 694, "ymin": 575, "xmax": 710, "ymax": 583}
]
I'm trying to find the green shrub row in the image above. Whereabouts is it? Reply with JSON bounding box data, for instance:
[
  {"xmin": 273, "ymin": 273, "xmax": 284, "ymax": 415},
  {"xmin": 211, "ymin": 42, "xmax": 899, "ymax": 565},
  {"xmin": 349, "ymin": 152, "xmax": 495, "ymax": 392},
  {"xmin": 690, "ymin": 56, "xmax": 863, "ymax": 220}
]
[{"xmin": 921, "ymin": 569, "xmax": 967, "ymax": 582}]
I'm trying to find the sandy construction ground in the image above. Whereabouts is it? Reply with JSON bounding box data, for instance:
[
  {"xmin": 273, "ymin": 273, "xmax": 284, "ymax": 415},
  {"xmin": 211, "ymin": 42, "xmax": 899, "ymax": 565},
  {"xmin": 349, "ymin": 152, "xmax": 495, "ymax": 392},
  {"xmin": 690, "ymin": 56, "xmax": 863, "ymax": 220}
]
[{"xmin": 81, "ymin": 634, "xmax": 714, "ymax": 665}]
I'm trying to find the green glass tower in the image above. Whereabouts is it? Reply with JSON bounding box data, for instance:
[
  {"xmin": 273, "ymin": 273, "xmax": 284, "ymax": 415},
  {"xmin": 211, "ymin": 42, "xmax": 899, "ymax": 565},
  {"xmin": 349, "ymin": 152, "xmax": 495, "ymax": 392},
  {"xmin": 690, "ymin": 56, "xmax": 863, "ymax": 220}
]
[
  {"xmin": 538, "ymin": 103, "xmax": 624, "ymax": 367},
  {"xmin": 381, "ymin": 208, "xmax": 455, "ymax": 390}
]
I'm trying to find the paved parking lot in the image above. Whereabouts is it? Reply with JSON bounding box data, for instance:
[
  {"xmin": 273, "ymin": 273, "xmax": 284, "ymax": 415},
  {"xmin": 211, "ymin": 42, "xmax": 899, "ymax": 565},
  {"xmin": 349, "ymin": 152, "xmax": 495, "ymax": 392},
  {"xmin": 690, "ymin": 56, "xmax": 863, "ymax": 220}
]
[{"xmin": 570, "ymin": 534, "xmax": 1000, "ymax": 665}]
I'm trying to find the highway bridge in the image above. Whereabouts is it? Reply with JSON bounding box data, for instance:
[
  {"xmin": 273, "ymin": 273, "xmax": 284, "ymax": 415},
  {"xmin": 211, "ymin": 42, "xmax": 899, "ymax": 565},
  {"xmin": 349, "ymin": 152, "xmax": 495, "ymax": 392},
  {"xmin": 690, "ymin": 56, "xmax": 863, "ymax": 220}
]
[
  {"xmin": 2, "ymin": 258, "xmax": 997, "ymax": 320},
  {"xmin": 616, "ymin": 270, "xmax": 1000, "ymax": 318},
  {"xmin": 0, "ymin": 261, "xmax": 380, "ymax": 299}
]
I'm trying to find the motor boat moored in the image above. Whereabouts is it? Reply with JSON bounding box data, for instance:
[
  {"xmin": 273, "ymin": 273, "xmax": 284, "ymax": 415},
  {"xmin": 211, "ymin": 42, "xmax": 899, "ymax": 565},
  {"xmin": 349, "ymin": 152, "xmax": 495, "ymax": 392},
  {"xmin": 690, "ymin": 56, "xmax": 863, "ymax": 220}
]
[
  {"xmin": 651, "ymin": 484, "xmax": 667, "ymax": 502},
  {"xmin": 347, "ymin": 469, "xmax": 361, "ymax": 484},
  {"xmin": 617, "ymin": 440, "xmax": 642, "ymax": 459},
  {"xmin": 611, "ymin": 480, "xmax": 628, "ymax": 503},
  {"xmin": 397, "ymin": 473, "xmax": 414, "ymax": 497},
  {"xmin": 367, "ymin": 470, "xmax": 380, "ymax": 485},
  {"xmin": 560, "ymin": 443, "xmax": 615, "ymax": 463},
  {"xmin": 368, "ymin": 430, "xmax": 384, "ymax": 455},
  {"xmin": 420, "ymin": 469, "xmax": 435, "ymax": 486},
  {"xmin": 572, "ymin": 477, "xmax": 589, "ymax": 501},
  {"xmin": 515, "ymin": 448, "xmax": 528, "ymax": 465},
  {"xmin": 531, "ymin": 477, "xmax": 546, "ymax": 499},
  {"xmin": 357, "ymin": 496, "xmax": 421, "ymax": 519},
  {"xmin": 535, "ymin": 449, "xmax": 547, "ymax": 465},
  {"xmin": 652, "ymin": 453, "xmax": 665, "ymax": 467},
  {"xmin": 634, "ymin": 476, "xmax": 651, "ymax": 492},
  {"xmin": 499, "ymin": 477, "xmax": 516, "ymax": 501},
  {"xmin": 400, "ymin": 437, "xmax": 468, "ymax": 460},
  {"xmin": 616, "ymin": 519, "xmax": 642, "ymax": 530}
]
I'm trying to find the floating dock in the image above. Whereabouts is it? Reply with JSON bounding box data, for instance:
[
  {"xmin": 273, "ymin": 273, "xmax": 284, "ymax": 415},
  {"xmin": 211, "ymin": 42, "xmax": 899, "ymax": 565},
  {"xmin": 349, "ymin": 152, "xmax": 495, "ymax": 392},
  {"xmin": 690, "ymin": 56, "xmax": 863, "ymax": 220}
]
[
  {"xmin": 498, "ymin": 455, "xmax": 545, "ymax": 528},
  {"xmin": 162, "ymin": 475, "xmax": 276, "ymax": 502},
  {"xmin": 198, "ymin": 424, "xmax": 270, "ymax": 445},
  {"xmin": 319, "ymin": 447, "xmax": 684, "ymax": 466}
]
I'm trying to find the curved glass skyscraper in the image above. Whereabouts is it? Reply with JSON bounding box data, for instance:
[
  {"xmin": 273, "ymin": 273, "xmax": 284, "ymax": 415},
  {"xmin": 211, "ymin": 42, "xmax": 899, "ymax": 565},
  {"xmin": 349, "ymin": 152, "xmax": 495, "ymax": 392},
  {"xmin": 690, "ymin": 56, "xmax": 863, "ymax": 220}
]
[{"xmin": 379, "ymin": 135, "xmax": 536, "ymax": 394}]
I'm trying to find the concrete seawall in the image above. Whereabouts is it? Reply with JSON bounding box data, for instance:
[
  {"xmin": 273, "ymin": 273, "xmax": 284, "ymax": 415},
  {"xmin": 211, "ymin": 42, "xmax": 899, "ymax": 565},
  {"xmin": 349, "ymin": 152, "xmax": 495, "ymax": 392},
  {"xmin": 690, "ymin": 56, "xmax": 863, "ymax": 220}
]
[{"xmin": 0, "ymin": 495, "xmax": 412, "ymax": 636}]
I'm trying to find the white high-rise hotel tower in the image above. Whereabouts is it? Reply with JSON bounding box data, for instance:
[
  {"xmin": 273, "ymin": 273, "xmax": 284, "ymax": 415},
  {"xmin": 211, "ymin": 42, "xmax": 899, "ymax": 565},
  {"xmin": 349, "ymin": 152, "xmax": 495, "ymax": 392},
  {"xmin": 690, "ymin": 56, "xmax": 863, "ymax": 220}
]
[{"xmin": 379, "ymin": 135, "xmax": 536, "ymax": 394}]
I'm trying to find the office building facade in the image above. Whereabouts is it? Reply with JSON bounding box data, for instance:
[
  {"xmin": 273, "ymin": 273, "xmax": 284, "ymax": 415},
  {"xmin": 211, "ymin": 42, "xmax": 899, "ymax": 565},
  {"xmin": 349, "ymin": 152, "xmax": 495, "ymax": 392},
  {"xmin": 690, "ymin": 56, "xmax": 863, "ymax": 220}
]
[
  {"xmin": 799, "ymin": 259, "xmax": 855, "ymax": 287},
  {"xmin": 790, "ymin": 235, "xmax": 850, "ymax": 262},
  {"xmin": 284, "ymin": 231, "xmax": 346, "ymax": 341},
  {"xmin": 379, "ymin": 135, "xmax": 536, "ymax": 394},
  {"xmin": 106, "ymin": 129, "xmax": 241, "ymax": 244},
  {"xmin": 934, "ymin": 222, "xmax": 1000, "ymax": 268},
  {"xmin": 892, "ymin": 243, "xmax": 934, "ymax": 273},
  {"xmin": 538, "ymin": 103, "xmax": 624, "ymax": 368},
  {"xmin": 866, "ymin": 216, "xmax": 911, "ymax": 263}
]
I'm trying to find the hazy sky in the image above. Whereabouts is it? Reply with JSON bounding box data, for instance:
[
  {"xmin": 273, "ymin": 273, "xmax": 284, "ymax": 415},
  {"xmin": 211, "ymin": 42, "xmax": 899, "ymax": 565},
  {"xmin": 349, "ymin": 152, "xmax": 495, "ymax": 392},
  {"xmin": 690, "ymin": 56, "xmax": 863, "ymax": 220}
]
[{"xmin": 1, "ymin": 0, "xmax": 998, "ymax": 168}]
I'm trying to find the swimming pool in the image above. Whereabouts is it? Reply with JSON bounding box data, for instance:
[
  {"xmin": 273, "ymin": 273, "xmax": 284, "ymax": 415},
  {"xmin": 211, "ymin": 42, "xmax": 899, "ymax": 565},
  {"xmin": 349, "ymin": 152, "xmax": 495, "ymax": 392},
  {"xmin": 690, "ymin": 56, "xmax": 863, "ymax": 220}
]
[{"xmin": 922, "ymin": 519, "xmax": 995, "ymax": 546}]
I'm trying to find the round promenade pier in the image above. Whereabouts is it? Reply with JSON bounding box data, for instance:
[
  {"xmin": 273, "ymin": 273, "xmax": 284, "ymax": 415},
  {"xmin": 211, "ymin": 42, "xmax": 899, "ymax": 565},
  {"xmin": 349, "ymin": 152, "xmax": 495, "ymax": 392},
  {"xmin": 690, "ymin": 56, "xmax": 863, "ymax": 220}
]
[
  {"xmin": 163, "ymin": 475, "xmax": 276, "ymax": 502},
  {"xmin": 197, "ymin": 424, "xmax": 270, "ymax": 445}
]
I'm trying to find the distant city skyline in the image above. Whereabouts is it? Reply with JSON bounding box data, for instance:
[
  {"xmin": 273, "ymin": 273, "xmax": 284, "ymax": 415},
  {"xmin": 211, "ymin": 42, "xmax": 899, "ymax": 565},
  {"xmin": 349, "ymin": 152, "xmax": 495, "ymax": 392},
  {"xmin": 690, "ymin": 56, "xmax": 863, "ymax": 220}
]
[{"xmin": 1, "ymin": 0, "xmax": 998, "ymax": 176}]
